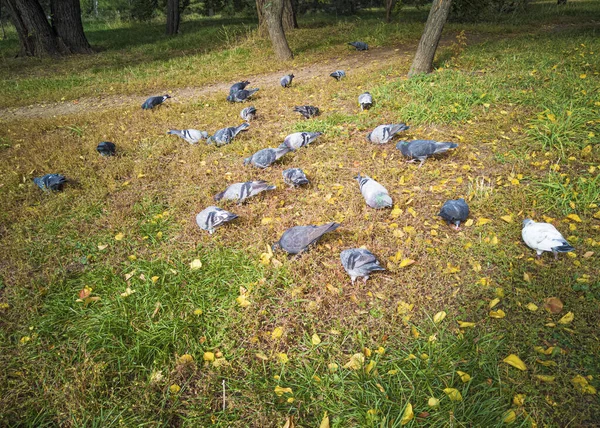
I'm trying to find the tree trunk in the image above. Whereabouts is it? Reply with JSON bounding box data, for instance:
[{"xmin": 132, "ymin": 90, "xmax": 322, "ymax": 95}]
[
  {"xmin": 0, "ymin": 0, "xmax": 7, "ymax": 40},
  {"xmin": 385, "ymin": 0, "xmax": 395, "ymax": 23},
  {"xmin": 51, "ymin": 0, "xmax": 93, "ymax": 53},
  {"xmin": 257, "ymin": 0, "xmax": 296, "ymax": 35},
  {"xmin": 166, "ymin": 0, "xmax": 180, "ymax": 35},
  {"xmin": 408, "ymin": 0, "xmax": 452, "ymax": 77},
  {"xmin": 263, "ymin": 0, "xmax": 293, "ymax": 60}
]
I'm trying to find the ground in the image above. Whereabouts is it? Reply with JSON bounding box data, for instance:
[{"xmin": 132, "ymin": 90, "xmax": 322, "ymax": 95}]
[{"xmin": 0, "ymin": 1, "xmax": 599, "ymax": 427}]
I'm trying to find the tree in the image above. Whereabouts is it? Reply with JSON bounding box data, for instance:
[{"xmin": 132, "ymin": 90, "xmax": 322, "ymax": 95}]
[
  {"xmin": 51, "ymin": 0, "xmax": 93, "ymax": 53},
  {"xmin": 262, "ymin": 0, "xmax": 293, "ymax": 60},
  {"xmin": 257, "ymin": 0, "xmax": 297, "ymax": 34},
  {"xmin": 166, "ymin": 0, "xmax": 180, "ymax": 35},
  {"xmin": 408, "ymin": 0, "xmax": 453, "ymax": 77},
  {"xmin": 385, "ymin": 0, "xmax": 396, "ymax": 23}
]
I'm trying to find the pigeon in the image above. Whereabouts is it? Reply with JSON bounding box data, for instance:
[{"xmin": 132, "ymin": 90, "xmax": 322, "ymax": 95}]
[
  {"xmin": 207, "ymin": 123, "xmax": 250, "ymax": 146},
  {"xmin": 229, "ymin": 80, "xmax": 250, "ymax": 94},
  {"xmin": 167, "ymin": 129, "xmax": 209, "ymax": 144},
  {"xmin": 522, "ymin": 219, "xmax": 575, "ymax": 259},
  {"xmin": 283, "ymin": 168, "xmax": 310, "ymax": 187},
  {"xmin": 244, "ymin": 146, "xmax": 291, "ymax": 168},
  {"xmin": 280, "ymin": 74, "xmax": 294, "ymax": 88},
  {"xmin": 195, "ymin": 206, "xmax": 238, "ymax": 234},
  {"xmin": 355, "ymin": 174, "xmax": 392, "ymax": 209},
  {"xmin": 96, "ymin": 141, "xmax": 116, "ymax": 156},
  {"xmin": 240, "ymin": 106, "xmax": 257, "ymax": 121},
  {"xmin": 213, "ymin": 181, "xmax": 276, "ymax": 204},
  {"xmin": 227, "ymin": 88, "xmax": 259, "ymax": 103},
  {"xmin": 330, "ymin": 70, "xmax": 346, "ymax": 81},
  {"xmin": 293, "ymin": 105, "xmax": 320, "ymax": 119},
  {"xmin": 438, "ymin": 198, "xmax": 470, "ymax": 230},
  {"xmin": 366, "ymin": 124, "xmax": 409, "ymax": 144},
  {"xmin": 340, "ymin": 248, "xmax": 385, "ymax": 285},
  {"xmin": 348, "ymin": 41, "xmax": 368, "ymax": 51},
  {"xmin": 282, "ymin": 132, "xmax": 323, "ymax": 151},
  {"xmin": 396, "ymin": 140, "xmax": 458, "ymax": 167},
  {"xmin": 142, "ymin": 95, "xmax": 170, "ymax": 110},
  {"xmin": 33, "ymin": 174, "xmax": 67, "ymax": 192},
  {"xmin": 272, "ymin": 222, "xmax": 340, "ymax": 255},
  {"xmin": 358, "ymin": 92, "xmax": 373, "ymax": 110}
]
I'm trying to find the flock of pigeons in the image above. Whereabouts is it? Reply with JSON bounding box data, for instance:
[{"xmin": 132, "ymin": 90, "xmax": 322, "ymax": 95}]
[{"xmin": 33, "ymin": 40, "xmax": 575, "ymax": 284}]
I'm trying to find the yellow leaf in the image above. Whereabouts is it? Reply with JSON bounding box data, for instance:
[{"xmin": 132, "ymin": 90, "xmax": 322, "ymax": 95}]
[
  {"xmin": 261, "ymin": 217, "xmax": 273, "ymax": 225},
  {"xmin": 534, "ymin": 375, "xmax": 555, "ymax": 382},
  {"xmin": 390, "ymin": 207, "xmax": 402, "ymax": 218},
  {"xmin": 536, "ymin": 359, "xmax": 557, "ymax": 367},
  {"xmin": 433, "ymin": 311, "xmax": 447, "ymax": 324},
  {"xmin": 271, "ymin": 327, "xmax": 284, "ymax": 339},
  {"xmin": 365, "ymin": 360, "xmax": 376, "ymax": 374},
  {"xmin": 274, "ymin": 386, "xmax": 293, "ymax": 396},
  {"xmin": 428, "ymin": 397, "xmax": 440, "ymax": 408},
  {"xmin": 464, "ymin": 219, "xmax": 474, "ymax": 227},
  {"xmin": 572, "ymin": 375, "xmax": 597, "ymax": 395},
  {"xmin": 411, "ymin": 325, "xmax": 420, "ymax": 338},
  {"xmin": 397, "ymin": 301, "xmax": 414, "ymax": 315},
  {"xmin": 169, "ymin": 384, "xmax": 181, "ymax": 393},
  {"xmin": 203, "ymin": 352, "xmax": 215, "ymax": 362},
  {"xmin": 500, "ymin": 215, "xmax": 513, "ymax": 223},
  {"xmin": 502, "ymin": 410, "xmax": 517, "ymax": 424},
  {"xmin": 312, "ymin": 334, "xmax": 322, "ymax": 345},
  {"xmin": 400, "ymin": 403, "xmax": 414, "ymax": 425},
  {"xmin": 558, "ymin": 312, "xmax": 574, "ymax": 324},
  {"xmin": 444, "ymin": 263, "xmax": 460, "ymax": 274},
  {"xmin": 503, "ymin": 354, "xmax": 528, "ymax": 371},
  {"xmin": 193, "ymin": 308, "xmax": 203, "ymax": 316},
  {"xmin": 476, "ymin": 218, "xmax": 492, "ymax": 226},
  {"xmin": 443, "ymin": 388, "xmax": 463, "ymax": 402},
  {"xmin": 319, "ymin": 412, "xmax": 330, "ymax": 428},
  {"xmin": 282, "ymin": 416, "xmax": 294, "ymax": 428},
  {"xmin": 513, "ymin": 394, "xmax": 526, "ymax": 406},
  {"xmin": 399, "ymin": 259, "xmax": 416, "ymax": 268},
  {"xmin": 189, "ymin": 259, "xmax": 203, "ymax": 270},
  {"xmin": 457, "ymin": 371, "xmax": 471, "ymax": 383},
  {"xmin": 255, "ymin": 352, "xmax": 268, "ymax": 361},
  {"xmin": 489, "ymin": 298, "xmax": 500, "ymax": 309},
  {"xmin": 489, "ymin": 309, "xmax": 506, "ymax": 318},
  {"xmin": 534, "ymin": 346, "xmax": 555, "ymax": 355},
  {"xmin": 593, "ymin": 210, "xmax": 600, "ymax": 220},
  {"xmin": 580, "ymin": 74, "xmax": 587, "ymax": 79},
  {"xmin": 328, "ymin": 363, "xmax": 338, "ymax": 372},
  {"xmin": 343, "ymin": 353, "xmax": 365, "ymax": 370},
  {"xmin": 526, "ymin": 303, "xmax": 538, "ymax": 311},
  {"xmin": 457, "ymin": 321, "xmax": 476, "ymax": 328},
  {"xmin": 151, "ymin": 276, "xmax": 159, "ymax": 283},
  {"xmin": 97, "ymin": 244, "xmax": 108, "ymax": 250},
  {"xmin": 566, "ymin": 214, "xmax": 582, "ymax": 223},
  {"xmin": 367, "ymin": 409, "xmax": 378, "ymax": 416},
  {"xmin": 277, "ymin": 353, "xmax": 289, "ymax": 364},
  {"xmin": 114, "ymin": 233, "xmax": 124, "ymax": 241},
  {"xmin": 523, "ymin": 272, "xmax": 531, "ymax": 283},
  {"xmin": 236, "ymin": 294, "xmax": 251, "ymax": 307}
]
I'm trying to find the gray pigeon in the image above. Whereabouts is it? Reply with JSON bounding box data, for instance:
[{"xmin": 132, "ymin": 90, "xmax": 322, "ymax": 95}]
[
  {"xmin": 227, "ymin": 88, "xmax": 259, "ymax": 103},
  {"xmin": 33, "ymin": 174, "xmax": 67, "ymax": 192},
  {"xmin": 142, "ymin": 94, "xmax": 170, "ymax": 110},
  {"xmin": 280, "ymin": 74, "xmax": 294, "ymax": 88},
  {"xmin": 213, "ymin": 181, "xmax": 276, "ymax": 204},
  {"xmin": 196, "ymin": 206, "xmax": 238, "ymax": 234},
  {"xmin": 229, "ymin": 80, "xmax": 250, "ymax": 95},
  {"xmin": 96, "ymin": 141, "xmax": 116, "ymax": 156},
  {"xmin": 283, "ymin": 168, "xmax": 309, "ymax": 187},
  {"xmin": 355, "ymin": 174, "xmax": 392, "ymax": 209},
  {"xmin": 272, "ymin": 222, "xmax": 341, "ymax": 255},
  {"xmin": 207, "ymin": 123, "xmax": 250, "ymax": 146},
  {"xmin": 348, "ymin": 41, "xmax": 368, "ymax": 51},
  {"xmin": 282, "ymin": 132, "xmax": 323, "ymax": 151},
  {"xmin": 330, "ymin": 70, "xmax": 346, "ymax": 81},
  {"xmin": 522, "ymin": 219, "xmax": 575, "ymax": 259},
  {"xmin": 396, "ymin": 140, "xmax": 458, "ymax": 166},
  {"xmin": 340, "ymin": 248, "xmax": 385, "ymax": 284},
  {"xmin": 366, "ymin": 124, "xmax": 409, "ymax": 144},
  {"xmin": 438, "ymin": 198, "xmax": 470, "ymax": 230},
  {"xmin": 244, "ymin": 146, "xmax": 292, "ymax": 168},
  {"xmin": 293, "ymin": 105, "xmax": 320, "ymax": 119},
  {"xmin": 358, "ymin": 92, "xmax": 373, "ymax": 110},
  {"xmin": 167, "ymin": 129, "xmax": 209, "ymax": 144},
  {"xmin": 240, "ymin": 106, "xmax": 257, "ymax": 121}
]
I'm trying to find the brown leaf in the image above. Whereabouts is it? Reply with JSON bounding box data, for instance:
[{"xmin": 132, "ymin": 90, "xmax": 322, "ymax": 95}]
[{"xmin": 544, "ymin": 297, "xmax": 563, "ymax": 314}]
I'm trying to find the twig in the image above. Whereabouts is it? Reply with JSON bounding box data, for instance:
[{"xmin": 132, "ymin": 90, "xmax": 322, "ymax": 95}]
[{"xmin": 222, "ymin": 379, "xmax": 226, "ymax": 411}]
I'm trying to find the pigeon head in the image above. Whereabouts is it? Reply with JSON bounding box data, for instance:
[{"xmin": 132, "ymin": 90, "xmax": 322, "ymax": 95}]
[
  {"xmin": 243, "ymin": 156, "xmax": 251, "ymax": 166},
  {"xmin": 213, "ymin": 191, "xmax": 224, "ymax": 202},
  {"xmin": 522, "ymin": 218, "xmax": 534, "ymax": 228},
  {"xmin": 164, "ymin": 94, "xmax": 172, "ymax": 99},
  {"xmin": 226, "ymin": 94, "xmax": 234, "ymax": 103},
  {"xmin": 365, "ymin": 132, "xmax": 372, "ymax": 142},
  {"xmin": 353, "ymin": 174, "xmax": 363, "ymax": 182},
  {"xmin": 271, "ymin": 241, "xmax": 281, "ymax": 252}
]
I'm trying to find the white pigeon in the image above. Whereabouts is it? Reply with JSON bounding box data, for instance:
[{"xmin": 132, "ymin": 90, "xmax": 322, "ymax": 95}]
[
  {"xmin": 167, "ymin": 129, "xmax": 209, "ymax": 144},
  {"xmin": 355, "ymin": 174, "xmax": 392, "ymax": 209},
  {"xmin": 282, "ymin": 132, "xmax": 322, "ymax": 151},
  {"xmin": 521, "ymin": 219, "xmax": 574, "ymax": 259}
]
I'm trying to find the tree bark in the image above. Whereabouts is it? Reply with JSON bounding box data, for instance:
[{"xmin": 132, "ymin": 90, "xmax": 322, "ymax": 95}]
[
  {"xmin": 51, "ymin": 0, "xmax": 93, "ymax": 53},
  {"xmin": 385, "ymin": 0, "xmax": 395, "ymax": 23},
  {"xmin": 263, "ymin": 0, "xmax": 293, "ymax": 60},
  {"xmin": 257, "ymin": 0, "xmax": 296, "ymax": 35},
  {"xmin": 166, "ymin": 0, "xmax": 180, "ymax": 35},
  {"xmin": 408, "ymin": 0, "xmax": 452, "ymax": 77}
]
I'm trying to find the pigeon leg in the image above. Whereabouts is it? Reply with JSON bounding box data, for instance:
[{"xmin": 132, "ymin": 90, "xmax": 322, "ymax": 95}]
[
  {"xmin": 418, "ymin": 159, "xmax": 426, "ymax": 168},
  {"xmin": 362, "ymin": 276, "xmax": 368, "ymax": 285},
  {"xmin": 405, "ymin": 159, "xmax": 417, "ymax": 164},
  {"xmin": 554, "ymin": 252, "xmax": 558, "ymax": 261}
]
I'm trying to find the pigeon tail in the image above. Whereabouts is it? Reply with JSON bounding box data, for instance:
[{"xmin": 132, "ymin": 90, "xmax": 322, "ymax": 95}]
[
  {"xmin": 214, "ymin": 191, "xmax": 225, "ymax": 201},
  {"xmin": 434, "ymin": 142, "xmax": 459, "ymax": 153},
  {"xmin": 234, "ymin": 122, "xmax": 251, "ymax": 135},
  {"xmin": 553, "ymin": 243, "xmax": 575, "ymax": 253}
]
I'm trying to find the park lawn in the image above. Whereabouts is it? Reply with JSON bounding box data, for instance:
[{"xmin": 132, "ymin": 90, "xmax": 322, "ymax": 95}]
[{"xmin": 1, "ymin": 1, "xmax": 599, "ymax": 426}]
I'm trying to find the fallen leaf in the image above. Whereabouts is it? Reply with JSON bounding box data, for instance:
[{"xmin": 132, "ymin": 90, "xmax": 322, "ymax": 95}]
[
  {"xmin": 534, "ymin": 346, "xmax": 555, "ymax": 355},
  {"xmin": 271, "ymin": 327, "xmax": 284, "ymax": 340},
  {"xmin": 500, "ymin": 215, "xmax": 513, "ymax": 223},
  {"xmin": 502, "ymin": 410, "xmax": 517, "ymax": 424},
  {"xmin": 464, "ymin": 219, "xmax": 474, "ymax": 227},
  {"xmin": 365, "ymin": 360, "xmax": 376, "ymax": 374},
  {"xmin": 457, "ymin": 371, "xmax": 471, "ymax": 383},
  {"xmin": 433, "ymin": 311, "xmax": 447, "ymax": 324},
  {"xmin": 203, "ymin": 352, "xmax": 215, "ymax": 362},
  {"xmin": 255, "ymin": 352, "xmax": 268, "ymax": 361},
  {"xmin": 572, "ymin": 375, "xmax": 597, "ymax": 395},
  {"xmin": 513, "ymin": 394, "xmax": 526, "ymax": 406},
  {"xmin": 457, "ymin": 321, "xmax": 476, "ymax": 328},
  {"xmin": 566, "ymin": 214, "xmax": 582, "ymax": 223},
  {"xmin": 489, "ymin": 309, "xmax": 506, "ymax": 318},
  {"xmin": 476, "ymin": 218, "xmax": 492, "ymax": 226},
  {"xmin": 274, "ymin": 386, "xmax": 292, "ymax": 396},
  {"xmin": 312, "ymin": 333, "xmax": 322, "ymax": 345},
  {"xmin": 443, "ymin": 388, "xmax": 463, "ymax": 402},
  {"xmin": 320, "ymin": 412, "xmax": 330, "ymax": 428},
  {"xmin": 343, "ymin": 353, "xmax": 365, "ymax": 370},
  {"xmin": 400, "ymin": 403, "xmax": 414, "ymax": 425},
  {"xmin": 428, "ymin": 397, "xmax": 440, "ymax": 408},
  {"xmin": 120, "ymin": 287, "xmax": 135, "ymax": 297},
  {"xmin": 189, "ymin": 259, "xmax": 202, "ymax": 270},
  {"xmin": 261, "ymin": 217, "xmax": 273, "ymax": 225},
  {"xmin": 169, "ymin": 384, "xmax": 181, "ymax": 393},
  {"xmin": 399, "ymin": 259, "xmax": 416, "ymax": 268},
  {"xmin": 544, "ymin": 297, "xmax": 563, "ymax": 314},
  {"xmin": 536, "ymin": 359, "xmax": 557, "ymax": 367},
  {"xmin": 523, "ymin": 272, "xmax": 531, "ymax": 283},
  {"xmin": 282, "ymin": 416, "xmax": 295, "ymax": 428},
  {"xmin": 277, "ymin": 353, "xmax": 289, "ymax": 364},
  {"xmin": 526, "ymin": 303, "xmax": 538, "ymax": 311},
  {"xmin": 328, "ymin": 363, "xmax": 338, "ymax": 372},
  {"xmin": 97, "ymin": 244, "xmax": 108, "ymax": 250},
  {"xmin": 503, "ymin": 354, "xmax": 527, "ymax": 371},
  {"xmin": 534, "ymin": 375, "xmax": 555, "ymax": 382},
  {"xmin": 489, "ymin": 298, "xmax": 500, "ymax": 309},
  {"xmin": 558, "ymin": 312, "xmax": 574, "ymax": 324},
  {"xmin": 114, "ymin": 233, "xmax": 124, "ymax": 241}
]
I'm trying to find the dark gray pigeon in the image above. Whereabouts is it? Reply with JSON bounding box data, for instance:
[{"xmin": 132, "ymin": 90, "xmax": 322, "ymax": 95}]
[
  {"xmin": 366, "ymin": 124, "xmax": 409, "ymax": 144},
  {"xmin": 33, "ymin": 174, "xmax": 67, "ymax": 192},
  {"xmin": 282, "ymin": 132, "xmax": 323, "ymax": 151},
  {"xmin": 196, "ymin": 206, "xmax": 238, "ymax": 234},
  {"xmin": 167, "ymin": 129, "xmax": 209, "ymax": 144},
  {"xmin": 396, "ymin": 140, "xmax": 458, "ymax": 166},
  {"xmin": 240, "ymin": 106, "xmax": 257, "ymax": 121},
  {"xmin": 348, "ymin": 41, "xmax": 368, "ymax": 51},
  {"xmin": 340, "ymin": 248, "xmax": 385, "ymax": 284},
  {"xmin": 96, "ymin": 141, "xmax": 116, "ymax": 156},
  {"xmin": 142, "ymin": 95, "xmax": 170, "ymax": 110},
  {"xmin": 214, "ymin": 181, "xmax": 276, "ymax": 204},
  {"xmin": 438, "ymin": 198, "xmax": 470, "ymax": 230},
  {"xmin": 355, "ymin": 174, "xmax": 392, "ymax": 209},
  {"xmin": 283, "ymin": 168, "xmax": 309, "ymax": 187},
  {"xmin": 244, "ymin": 146, "xmax": 292, "ymax": 168},
  {"xmin": 293, "ymin": 105, "xmax": 320, "ymax": 119},
  {"xmin": 280, "ymin": 74, "xmax": 294, "ymax": 88},
  {"xmin": 229, "ymin": 80, "xmax": 250, "ymax": 95},
  {"xmin": 330, "ymin": 70, "xmax": 346, "ymax": 81},
  {"xmin": 207, "ymin": 123, "xmax": 250, "ymax": 146},
  {"xmin": 522, "ymin": 219, "xmax": 574, "ymax": 259},
  {"xmin": 272, "ymin": 222, "xmax": 340, "ymax": 255},
  {"xmin": 227, "ymin": 88, "xmax": 259, "ymax": 103},
  {"xmin": 358, "ymin": 92, "xmax": 373, "ymax": 110}
]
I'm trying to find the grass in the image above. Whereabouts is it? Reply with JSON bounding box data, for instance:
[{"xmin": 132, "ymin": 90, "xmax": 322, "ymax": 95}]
[{"xmin": 1, "ymin": 1, "xmax": 600, "ymax": 426}]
